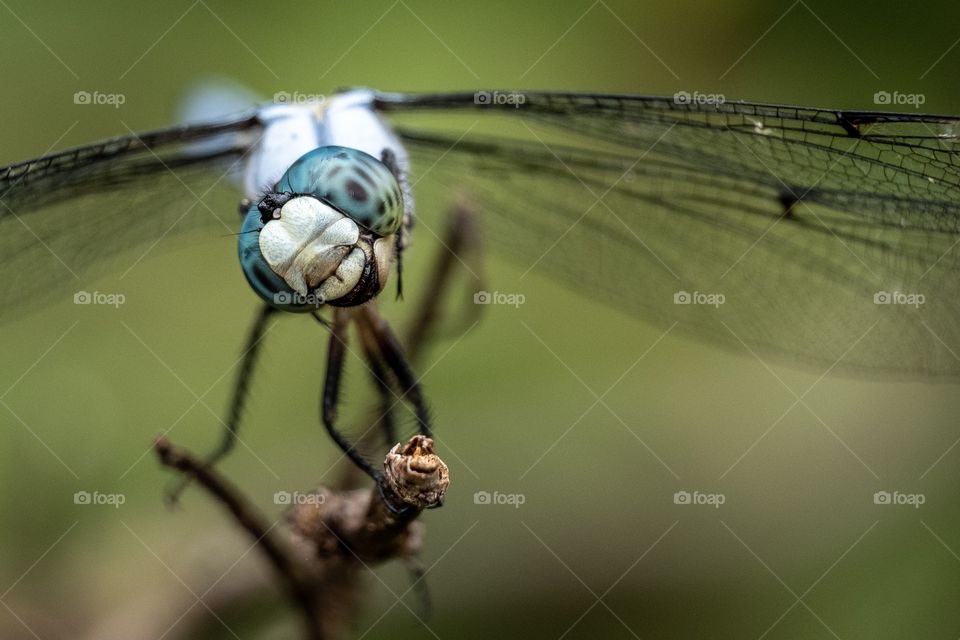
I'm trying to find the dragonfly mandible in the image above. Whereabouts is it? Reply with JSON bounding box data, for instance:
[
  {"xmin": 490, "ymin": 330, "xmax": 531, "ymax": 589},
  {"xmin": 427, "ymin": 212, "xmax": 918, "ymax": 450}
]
[{"xmin": 2, "ymin": 87, "xmax": 959, "ymax": 503}]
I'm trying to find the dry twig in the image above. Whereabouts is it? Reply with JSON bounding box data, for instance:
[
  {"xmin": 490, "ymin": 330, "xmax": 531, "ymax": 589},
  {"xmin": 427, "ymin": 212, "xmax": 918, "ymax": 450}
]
[{"xmin": 154, "ymin": 434, "xmax": 448, "ymax": 640}]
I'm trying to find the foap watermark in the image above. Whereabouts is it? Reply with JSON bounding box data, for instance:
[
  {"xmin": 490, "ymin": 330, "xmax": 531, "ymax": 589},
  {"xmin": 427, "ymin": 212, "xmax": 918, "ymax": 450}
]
[
  {"xmin": 674, "ymin": 290, "xmax": 725, "ymax": 308},
  {"xmin": 874, "ymin": 290, "xmax": 925, "ymax": 308},
  {"xmin": 474, "ymin": 290, "xmax": 525, "ymax": 308},
  {"xmin": 274, "ymin": 291, "xmax": 325, "ymax": 308},
  {"xmin": 673, "ymin": 490, "xmax": 725, "ymax": 509},
  {"xmin": 273, "ymin": 91, "xmax": 326, "ymax": 105},
  {"xmin": 473, "ymin": 490, "xmax": 526, "ymax": 508},
  {"xmin": 274, "ymin": 490, "xmax": 326, "ymax": 506},
  {"xmin": 473, "ymin": 91, "xmax": 526, "ymax": 108},
  {"xmin": 873, "ymin": 90, "xmax": 925, "ymax": 109},
  {"xmin": 874, "ymin": 490, "xmax": 925, "ymax": 508},
  {"xmin": 74, "ymin": 490, "xmax": 126, "ymax": 508},
  {"xmin": 74, "ymin": 290, "xmax": 125, "ymax": 307},
  {"xmin": 673, "ymin": 90, "xmax": 725, "ymax": 106},
  {"xmin": 73, "ymin": 90, "xmax": 125, "ymax": 109}
]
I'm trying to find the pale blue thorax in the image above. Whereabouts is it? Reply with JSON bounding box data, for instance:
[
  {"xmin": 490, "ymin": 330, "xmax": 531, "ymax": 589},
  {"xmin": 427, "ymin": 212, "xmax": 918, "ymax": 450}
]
[{"xmin": 243, "ymin": 89, "xmax": 410, "ymax": 203}]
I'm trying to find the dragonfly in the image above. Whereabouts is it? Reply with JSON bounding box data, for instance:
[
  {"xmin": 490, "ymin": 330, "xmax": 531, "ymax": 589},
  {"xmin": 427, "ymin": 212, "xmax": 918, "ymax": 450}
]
[{"xmin": 2, "ymin": 87, "xmax": 959, "ymax": 506}]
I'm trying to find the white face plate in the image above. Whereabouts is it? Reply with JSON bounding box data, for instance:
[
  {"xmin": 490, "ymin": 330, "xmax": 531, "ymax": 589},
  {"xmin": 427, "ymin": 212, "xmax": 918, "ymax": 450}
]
[{"xmin": 258, "ymin": 196, "xmax": 362, "ymax": 299}]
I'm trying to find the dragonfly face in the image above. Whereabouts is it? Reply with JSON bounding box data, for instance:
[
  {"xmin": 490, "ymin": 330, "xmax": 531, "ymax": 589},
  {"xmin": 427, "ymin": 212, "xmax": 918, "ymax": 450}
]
[{"xmin": 239, "ymin": 146, "xmax": 403, "ymax": 311}]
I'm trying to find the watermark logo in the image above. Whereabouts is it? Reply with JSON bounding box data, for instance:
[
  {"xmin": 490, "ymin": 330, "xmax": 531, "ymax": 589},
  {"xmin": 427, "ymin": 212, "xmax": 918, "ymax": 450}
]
[
  {"xmin": 74, "ymin": 291, "xmax": 125, "ymax": 307},
  {"xmin": 74, "ymin": 490, "xmax": 126, "ymax": 508},
  {"xmin": 673, "ymin": 490, "xmax": 725, "ymax": 508},
  {"xmin": 873, "ymin": 490, "xmax": 925, "ymax": 508},
  {"xmin": 473, "ymin": 91, "xmax": 526, "ymax": 108},
  {"xmin": 274, "ymin": 291, "xmax": 325, "ymax": 307},
  {"xmin": 673, "ymin": 90, "xmax": 725, "ymax": 106},
  {"xmin": 473, "ymin": 290, "xmax": 525, "ymax": 308},
  {"xmin": 873, "ymin": 290, "xmax": 925, "ymax": 308},
  {"xmin": 73, "ymin": 90, "xmax": 126, "ymax": 109},
  {"xmin": 273, "ymin": 91, "xmax": 326, "ymax": 105},
  {"xmin": 473, "ymin": 490, "xmax": 526, "ymax": 508},
  {"xmin": 873, "ymin": 90, "xmax": 925, "ymax": 109},
  {"xmin": 274, "ymin": 490, "xmax": 326, "ymax": 506},
  {"xmin": 673, "ymin": 290, "xmax": 725, "ymax": 307}
]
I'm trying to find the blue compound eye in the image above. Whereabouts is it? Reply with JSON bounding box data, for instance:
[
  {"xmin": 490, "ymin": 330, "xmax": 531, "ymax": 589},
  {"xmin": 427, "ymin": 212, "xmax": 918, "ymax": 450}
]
[
  {"xmin": 238, "ymin": 201, "xmax": 306, "ymax": 311},
  {"xmin": 274, "ymin": 146, "xmax": 404, "ymax": 236}
]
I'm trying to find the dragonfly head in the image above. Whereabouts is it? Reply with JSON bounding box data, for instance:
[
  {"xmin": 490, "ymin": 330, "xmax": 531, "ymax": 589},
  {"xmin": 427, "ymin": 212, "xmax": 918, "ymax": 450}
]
[{"xmin": 238, "ymin": 146, "xmax": 404, "ymax": 311}]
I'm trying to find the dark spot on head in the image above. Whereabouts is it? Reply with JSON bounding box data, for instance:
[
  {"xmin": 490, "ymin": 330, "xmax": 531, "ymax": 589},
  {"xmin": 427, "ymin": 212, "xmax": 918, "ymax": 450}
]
[
  {"xmin": 378, "ymin": 200, "xmax": 386, "ymax": 215},
  {"xmin": 327, "ymin": 166, "xmax": 342, "ymax": 178},
  {"xmin": 355, "ymin": 167, "xmax": 373, "ymax": 184},
  {"xmin": 336, "ymin": 151, "xmax": 349, "ymax": 160},
  {"xmin": 346, "ymin": 180, "xmax": 368, "ymax": 202}
]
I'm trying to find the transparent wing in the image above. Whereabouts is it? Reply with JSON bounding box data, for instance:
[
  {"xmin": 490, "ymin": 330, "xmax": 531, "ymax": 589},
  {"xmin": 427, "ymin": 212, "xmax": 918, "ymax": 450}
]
[
  {"xmin": 376, "ymin": 92, "xmax": 960, "ymax": 378},
  {"xmin": 0, "ymin": 113, "xmax": 262, "ymax": 316}
]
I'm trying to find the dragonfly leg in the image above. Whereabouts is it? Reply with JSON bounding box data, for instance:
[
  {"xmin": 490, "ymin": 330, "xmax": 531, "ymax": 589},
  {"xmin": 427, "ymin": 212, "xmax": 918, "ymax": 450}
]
[
  {"xmin": 405, "ymin": 198, "xmax": 484, "ymax": 356},
  {"xmin": 320, "ymin": 200, "xmax": 481, "ymax": 501},
  {"xmin": 166, "ymin": 303, "xmax": 277, "ymax": 504},
  {"xmin": 357, "ymin": 326, "xmax": 399, "ymax": 448},
  {"xmin": 322, "ymin": 308, "xmax": 382, "ymax": 481},
  {"xmin": 356, "ymin": 305, "xmax": 431, "ymax": 438},
  {"xmin": 381, "ymin": 148, "xmax": 413, "ymax": 302}
]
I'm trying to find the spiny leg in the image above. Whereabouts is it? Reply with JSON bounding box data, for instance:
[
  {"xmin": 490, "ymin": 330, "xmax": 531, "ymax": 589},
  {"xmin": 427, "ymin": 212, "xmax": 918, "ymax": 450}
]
[
  {"xmin": 356, "ymin": 305, "xmax": 431, "ymax": 438},
  {"xmin": 167, "ymin": 303, "xmax": 277, "ymax": 503},
  {"xmin": 380, "ymin": 147, "xmax": 412, "ymax": 302},
  {"xmin": 341, "ymin": 200, "xmax": 483, "ymax": 490},
  {"xmin": 357, "ymin": 325, "xmax": 399, "ymax": 448},
  {"xmin": 322, "ymin": 307, "xmax": 382, "ymax": 482},
  {"xmin": 405, "ymin": 198, "xmax": 484, "ymax": 357},
  {"xmin": 328, "ymin": 199, "xmax": 482, "ymax": 501}
]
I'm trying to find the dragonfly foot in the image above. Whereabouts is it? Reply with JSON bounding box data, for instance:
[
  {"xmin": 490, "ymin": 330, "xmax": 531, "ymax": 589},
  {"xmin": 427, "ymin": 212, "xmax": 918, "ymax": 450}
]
[{"xmin": 377, "ymin": 479, "xmax": 417, "ymax": 517}]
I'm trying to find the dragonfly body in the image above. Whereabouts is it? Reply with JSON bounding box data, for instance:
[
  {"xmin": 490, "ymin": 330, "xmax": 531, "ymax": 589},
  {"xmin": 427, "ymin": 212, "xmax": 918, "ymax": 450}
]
[{"xmin": 2, "ymin": 88, "xmax": 959, "ymax": 497}]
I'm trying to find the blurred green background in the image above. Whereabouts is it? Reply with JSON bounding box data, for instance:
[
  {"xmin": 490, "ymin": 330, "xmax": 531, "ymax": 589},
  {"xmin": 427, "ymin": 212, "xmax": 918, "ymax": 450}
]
[{"xmin": 2, "ymin": 1, "xmax": 960, "ymax": 638}]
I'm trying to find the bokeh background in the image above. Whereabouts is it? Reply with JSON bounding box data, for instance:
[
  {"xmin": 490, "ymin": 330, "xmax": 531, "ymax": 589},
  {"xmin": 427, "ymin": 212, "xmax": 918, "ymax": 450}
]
[{"xmin": 2, "ymin": 1, "xmax": 960, "ymax": 638}]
